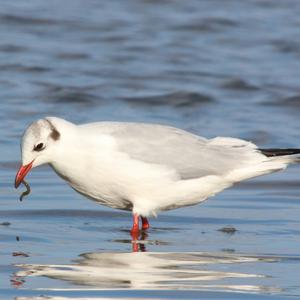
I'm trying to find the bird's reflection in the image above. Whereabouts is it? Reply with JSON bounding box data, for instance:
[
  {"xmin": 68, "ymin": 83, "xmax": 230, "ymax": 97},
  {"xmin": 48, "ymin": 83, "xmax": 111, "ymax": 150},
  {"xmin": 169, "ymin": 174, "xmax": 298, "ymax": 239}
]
[
  {"xmin": 131, "ymin": 230, "xmax": 148, "ymax": 252},
  {"xmin": 14, "ymin": 251, "xmax": 281, "ymax": 294},
  {"xmin": 115, "ymin": 228, "xmax": 171, "ymax": 252}
]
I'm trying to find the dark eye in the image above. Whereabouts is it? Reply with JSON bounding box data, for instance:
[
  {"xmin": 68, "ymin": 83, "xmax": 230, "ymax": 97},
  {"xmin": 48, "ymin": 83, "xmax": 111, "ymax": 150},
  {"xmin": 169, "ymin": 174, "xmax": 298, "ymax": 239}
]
[{"xmin": 33, "ymin": 143, "xmax": 45, "ymax": 152}]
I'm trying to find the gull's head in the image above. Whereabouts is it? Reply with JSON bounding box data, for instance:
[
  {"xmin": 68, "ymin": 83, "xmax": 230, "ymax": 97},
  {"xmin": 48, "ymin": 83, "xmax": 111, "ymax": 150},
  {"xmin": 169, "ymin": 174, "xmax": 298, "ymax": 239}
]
[{"xmin": 15, "ymin": 117, "xmax": 62, "ymax": 188}]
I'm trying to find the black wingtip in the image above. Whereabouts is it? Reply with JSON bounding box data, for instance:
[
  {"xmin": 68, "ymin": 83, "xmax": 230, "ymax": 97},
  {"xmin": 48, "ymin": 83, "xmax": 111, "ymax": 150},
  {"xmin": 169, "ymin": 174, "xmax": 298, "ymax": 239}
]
[{"xmin": 259, "ymin": 148, "xmax": 300, "ymax": 157}]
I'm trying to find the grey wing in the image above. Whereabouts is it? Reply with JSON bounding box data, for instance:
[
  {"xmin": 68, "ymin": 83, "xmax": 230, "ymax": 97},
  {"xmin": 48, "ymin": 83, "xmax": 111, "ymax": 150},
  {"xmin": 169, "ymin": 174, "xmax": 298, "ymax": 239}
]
[{"xmin": 109, "ymin": 123, "xmax": 260, "ymax": 180}]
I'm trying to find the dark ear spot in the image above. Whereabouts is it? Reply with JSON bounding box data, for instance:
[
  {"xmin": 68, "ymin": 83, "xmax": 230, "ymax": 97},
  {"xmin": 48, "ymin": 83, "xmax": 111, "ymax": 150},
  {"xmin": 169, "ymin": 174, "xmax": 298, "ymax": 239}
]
[
  {"xmin": 45, "ymin": 119, "xmax": 61, "ymax": 141},
  {"xmin": 51, "ymin": 128, "xmax": 60, "ymax": 141}
]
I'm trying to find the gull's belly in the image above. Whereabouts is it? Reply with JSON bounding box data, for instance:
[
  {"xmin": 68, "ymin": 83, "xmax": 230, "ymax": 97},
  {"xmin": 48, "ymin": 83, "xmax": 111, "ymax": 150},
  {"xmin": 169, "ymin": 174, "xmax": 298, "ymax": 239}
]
[
  {"xmin": 51, "ymin": 160, "xmax": 187, "ymax": 214},
  {"xmin": 69, "ymin": 179, "xmax": 134, "ymax": 211},
  {"xmin": 78, "ymin": 191, "xmax": 133, "ymax": 211},
  {"xmin": 51, "ymin": 162, "xmax": 134, "ymax": 210},
  {"xmin": 51, "ymin": 155, "xmax": 230, "ymax": 216}
]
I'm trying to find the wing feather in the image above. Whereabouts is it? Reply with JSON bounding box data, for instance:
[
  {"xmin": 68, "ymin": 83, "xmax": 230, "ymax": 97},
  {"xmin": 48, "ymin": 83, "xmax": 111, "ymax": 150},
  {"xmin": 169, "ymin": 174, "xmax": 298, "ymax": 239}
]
[{"xmin": 87, "ymin": 123, "xmax": 261, "ymax": 180}]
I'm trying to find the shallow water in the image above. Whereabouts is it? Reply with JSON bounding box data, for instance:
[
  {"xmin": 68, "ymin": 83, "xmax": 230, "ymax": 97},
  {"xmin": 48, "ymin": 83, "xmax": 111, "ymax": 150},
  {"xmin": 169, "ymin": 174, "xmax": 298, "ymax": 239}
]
[{"xmin": 1, "ymin": 0, "xmax": 300, "ymax": 299}]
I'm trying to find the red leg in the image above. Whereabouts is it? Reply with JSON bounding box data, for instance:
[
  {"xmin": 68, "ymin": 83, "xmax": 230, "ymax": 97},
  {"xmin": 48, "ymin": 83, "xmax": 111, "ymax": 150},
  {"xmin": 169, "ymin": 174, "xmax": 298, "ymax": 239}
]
[
  {"xmin": 131, "ymin": 213, "xmax": 140, "ymax": 252},
  {"xmin": 130, "ymin": 213, "xmax": 139, "ymax": 235},
  {"xmin": 141, "ymin": 216, "xmax": 150, "ymax": 230}
]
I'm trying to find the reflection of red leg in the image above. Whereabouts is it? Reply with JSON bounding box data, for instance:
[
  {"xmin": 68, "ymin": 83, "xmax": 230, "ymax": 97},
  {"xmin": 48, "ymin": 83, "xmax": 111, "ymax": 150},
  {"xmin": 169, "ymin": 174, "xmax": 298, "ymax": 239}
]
[
  {"xmin": 141, "ymin": 216, "xmax": 150, "ymax": 230},
  {"xmin": 10, "ymin": 275, "xmax": 25, "ymax": 288},
  {"xmin": 132, "ymin": 242, "xmax": 139, "ymax": 252}
]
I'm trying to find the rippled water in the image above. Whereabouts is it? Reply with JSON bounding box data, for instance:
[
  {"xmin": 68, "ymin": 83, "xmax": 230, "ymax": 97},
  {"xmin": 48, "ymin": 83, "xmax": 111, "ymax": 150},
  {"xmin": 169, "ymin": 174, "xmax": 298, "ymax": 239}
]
[{"xmin": 1, "ymin": 0, "xmax": 300, "ymax": 299}]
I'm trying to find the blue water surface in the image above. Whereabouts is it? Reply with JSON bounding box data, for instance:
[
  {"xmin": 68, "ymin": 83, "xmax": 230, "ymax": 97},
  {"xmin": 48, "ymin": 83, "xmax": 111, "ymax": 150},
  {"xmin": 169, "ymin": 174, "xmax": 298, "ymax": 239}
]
[{"xmin": 1, "ymin": 0, "xmax": 300, "ymax": 299}]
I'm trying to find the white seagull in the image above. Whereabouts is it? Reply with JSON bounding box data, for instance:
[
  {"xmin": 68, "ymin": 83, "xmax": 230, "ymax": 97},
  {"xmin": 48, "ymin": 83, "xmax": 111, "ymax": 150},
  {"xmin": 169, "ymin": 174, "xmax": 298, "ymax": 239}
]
[{"xmin": 15, "ymin": 117, "xmax": 300, "ymax": 235}]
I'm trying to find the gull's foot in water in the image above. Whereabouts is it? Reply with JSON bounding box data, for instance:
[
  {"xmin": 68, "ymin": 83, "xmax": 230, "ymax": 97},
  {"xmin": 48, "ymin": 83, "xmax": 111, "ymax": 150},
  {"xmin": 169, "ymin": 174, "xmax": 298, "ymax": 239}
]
[
  {"xmin": 130, "ymin": 214, "xmax": 150, "ymax": 251},
  {"xmin": 130, "ymin": 214, "xmax": 150, "ymax": 235}
]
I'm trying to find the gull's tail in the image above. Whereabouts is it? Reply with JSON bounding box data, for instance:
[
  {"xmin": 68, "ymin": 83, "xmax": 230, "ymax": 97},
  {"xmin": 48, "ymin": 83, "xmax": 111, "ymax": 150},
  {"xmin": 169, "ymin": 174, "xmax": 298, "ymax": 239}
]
[
  {"xmin": 226, "ymin": 147, "xmax": 300, "ymax": 183},
  {"xmin": 259, "ymin": 148, "xmax": 300, "ymax": 158}
]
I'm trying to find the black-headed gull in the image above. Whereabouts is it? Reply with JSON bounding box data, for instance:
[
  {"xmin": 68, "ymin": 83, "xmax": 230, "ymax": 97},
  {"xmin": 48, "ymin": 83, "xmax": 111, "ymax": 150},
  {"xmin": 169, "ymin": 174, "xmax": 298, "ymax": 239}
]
[{"xmin": 15, "ymin": 117, "xmax": 300, "ymax": 235}]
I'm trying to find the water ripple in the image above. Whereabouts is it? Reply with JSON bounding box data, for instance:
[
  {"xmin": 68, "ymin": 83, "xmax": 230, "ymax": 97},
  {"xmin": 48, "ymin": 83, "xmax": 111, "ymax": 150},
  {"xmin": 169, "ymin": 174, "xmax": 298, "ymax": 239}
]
[{"xmin": 122, "ymin": 91, "xmax": 215, "ymax": 107}]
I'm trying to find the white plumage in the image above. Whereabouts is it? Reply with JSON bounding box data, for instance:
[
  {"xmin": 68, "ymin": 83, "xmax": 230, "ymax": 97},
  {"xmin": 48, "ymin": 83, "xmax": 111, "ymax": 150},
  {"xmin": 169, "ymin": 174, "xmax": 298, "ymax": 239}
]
[{"xmin": 16, "ymin": 117, "xmax": 299, "ymax": 232}]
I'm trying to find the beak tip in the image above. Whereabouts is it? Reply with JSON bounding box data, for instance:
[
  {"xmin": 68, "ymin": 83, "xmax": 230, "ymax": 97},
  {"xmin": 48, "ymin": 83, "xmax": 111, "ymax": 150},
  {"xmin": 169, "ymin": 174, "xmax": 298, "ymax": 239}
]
[
  {"xmin": 14, "ymin": 161, "xmax": 33, "ymax": 189},
  {"xmin": 14, "ymin": 175, "xmax": 21, "ymax": 188}
]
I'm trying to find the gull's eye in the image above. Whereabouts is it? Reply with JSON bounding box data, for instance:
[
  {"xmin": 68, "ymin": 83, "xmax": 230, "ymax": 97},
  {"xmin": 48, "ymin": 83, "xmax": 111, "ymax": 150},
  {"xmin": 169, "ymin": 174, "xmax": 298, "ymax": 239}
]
[{"xmin": 33, "ymin": 143, "xmax": 45, "ymax": 152}]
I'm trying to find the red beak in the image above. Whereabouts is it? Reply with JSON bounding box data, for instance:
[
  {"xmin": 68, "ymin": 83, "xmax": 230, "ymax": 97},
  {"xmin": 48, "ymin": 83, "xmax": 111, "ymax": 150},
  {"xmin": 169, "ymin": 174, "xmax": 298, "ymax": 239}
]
[{"xmin": 15, "ymin": 161, "xmax": 33, "ymax": 188}]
